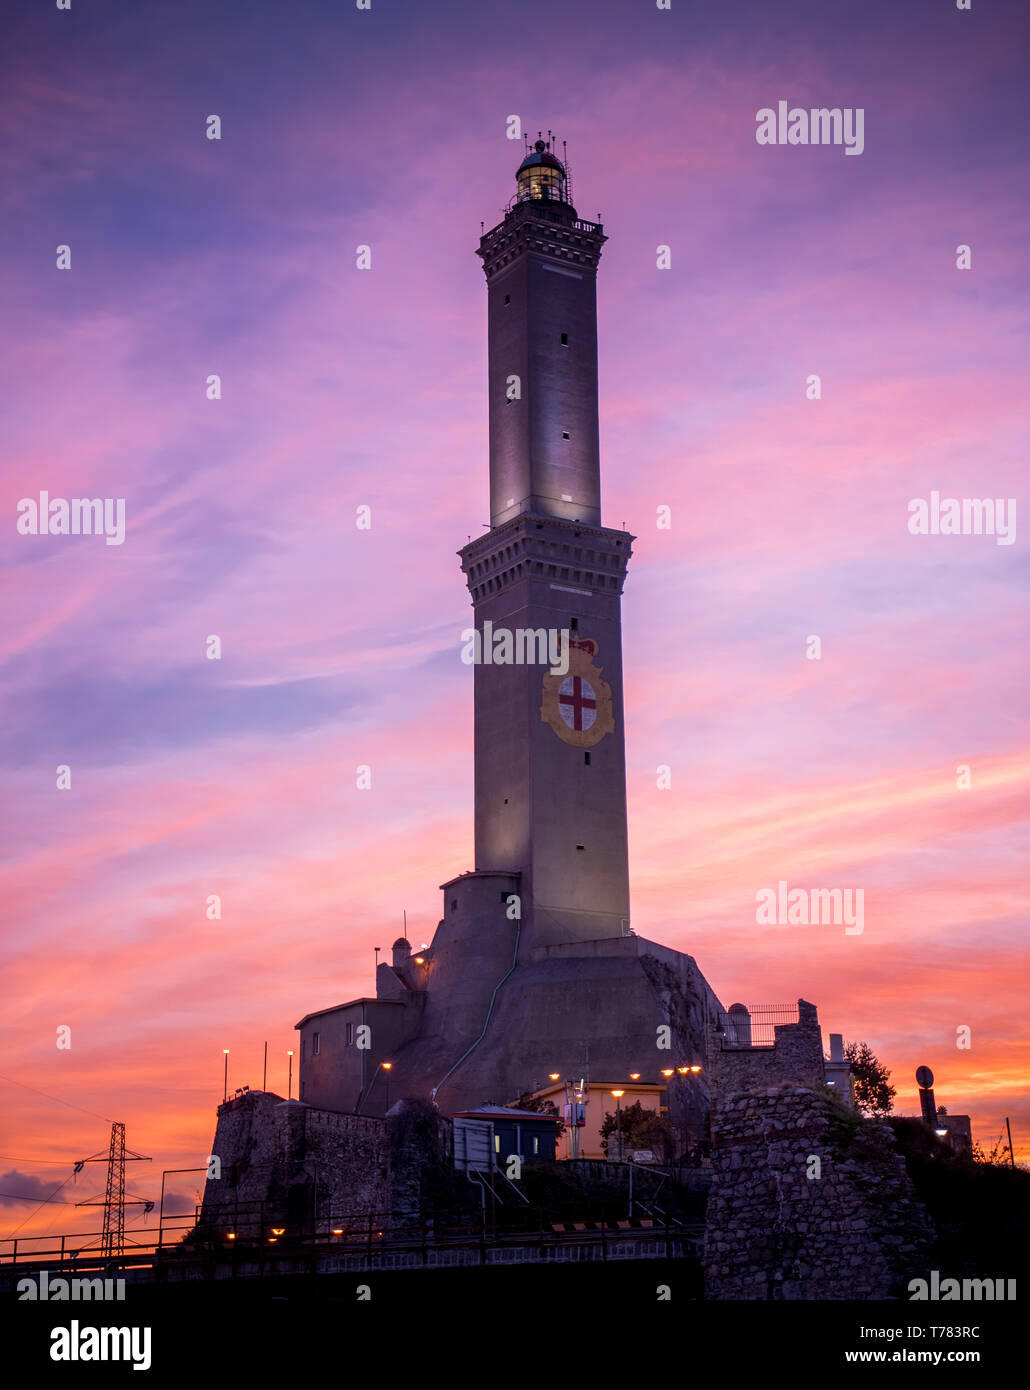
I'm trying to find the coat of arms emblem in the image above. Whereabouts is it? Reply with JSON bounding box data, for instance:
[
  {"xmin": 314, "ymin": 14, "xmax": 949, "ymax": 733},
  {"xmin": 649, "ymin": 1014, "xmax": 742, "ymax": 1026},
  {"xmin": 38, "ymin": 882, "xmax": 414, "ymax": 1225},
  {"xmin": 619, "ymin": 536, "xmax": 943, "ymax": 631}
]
[{"xmin": 540, "ymin": 637, "xmax": 615, "ymax": 748}]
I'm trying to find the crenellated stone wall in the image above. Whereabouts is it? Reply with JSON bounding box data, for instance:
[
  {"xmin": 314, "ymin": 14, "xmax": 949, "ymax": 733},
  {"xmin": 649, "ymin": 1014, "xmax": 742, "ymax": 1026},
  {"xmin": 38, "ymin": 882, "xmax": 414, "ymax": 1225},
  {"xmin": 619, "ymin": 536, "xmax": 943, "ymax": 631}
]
[
  {"xmin": 199, "ymin": 1090, "xmax": 389, "ymax": 1235},
  {"xmin": 709, "ymin": 999, "xmax": 828, "ymax": 1096}
]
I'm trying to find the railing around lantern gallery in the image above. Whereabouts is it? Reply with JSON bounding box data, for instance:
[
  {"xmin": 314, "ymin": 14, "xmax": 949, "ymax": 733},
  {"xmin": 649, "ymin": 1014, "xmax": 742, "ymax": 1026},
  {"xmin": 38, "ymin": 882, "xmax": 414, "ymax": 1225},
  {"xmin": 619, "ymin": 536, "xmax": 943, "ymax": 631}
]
[{"xmin": 482, "ymin": 201, "xmax": 604, "ymax": 244}]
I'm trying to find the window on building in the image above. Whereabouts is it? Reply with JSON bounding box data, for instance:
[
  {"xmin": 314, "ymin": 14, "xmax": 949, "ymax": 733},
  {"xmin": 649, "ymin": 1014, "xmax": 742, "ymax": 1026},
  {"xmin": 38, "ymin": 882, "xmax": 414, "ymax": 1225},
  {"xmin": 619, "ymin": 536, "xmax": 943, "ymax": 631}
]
[
  {"xmin": 560, "ymin": 332, "xmax": 568, "ymax": 345},
  {"xmin": 346, "ymin": 1023, "xmax": 355, "ymax": 1046},
  {"xmin": 533, "ymin": 1136, "xmax": 540, "ymax": 1155},
  {"xmin": 584, "ymin": 752, "xmax": 591, "ymax": 766},
  {"xmin": 494, "ymin": 1134, "xmax": 501, "ymax": 1154},
  {"xmin": 451, "ymin": 898, "xmax": 458, "ymax": 910},
  {"xmin": 313, "ymin": 1032, "xmax": 320, "ymax": 1055},
  {"xmin": 562, "ymin": 431, "xmax": 570, "ymax": 439}
]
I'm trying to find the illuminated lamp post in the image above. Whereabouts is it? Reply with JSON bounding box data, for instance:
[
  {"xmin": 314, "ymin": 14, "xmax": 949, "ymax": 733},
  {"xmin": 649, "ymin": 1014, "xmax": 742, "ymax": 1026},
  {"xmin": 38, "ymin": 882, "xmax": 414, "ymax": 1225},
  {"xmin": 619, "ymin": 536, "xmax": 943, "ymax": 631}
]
[{"xmin": 611, "ymin": 1089, "xmax": 625, "ymax": 1161}]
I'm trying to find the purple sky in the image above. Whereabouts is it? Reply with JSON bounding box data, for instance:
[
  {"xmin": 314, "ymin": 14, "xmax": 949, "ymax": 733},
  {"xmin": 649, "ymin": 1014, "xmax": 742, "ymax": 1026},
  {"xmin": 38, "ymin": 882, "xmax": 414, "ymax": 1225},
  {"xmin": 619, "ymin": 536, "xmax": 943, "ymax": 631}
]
[{"xmin": 1, "ymin": 0, "xmax": 1027, "ymax": 1226}]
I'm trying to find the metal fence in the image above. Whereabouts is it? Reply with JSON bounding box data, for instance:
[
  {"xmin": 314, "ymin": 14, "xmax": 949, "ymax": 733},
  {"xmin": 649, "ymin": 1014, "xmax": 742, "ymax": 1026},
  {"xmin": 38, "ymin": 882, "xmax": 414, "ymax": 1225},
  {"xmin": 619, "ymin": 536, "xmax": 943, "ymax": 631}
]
[
  {"xmin": 0, "ymin": 1199, "xmax": 702, "ymax": 1279},
  {"xmin": 715, "ymin": 1003, "xmax": 800, "ymax": 1049}
]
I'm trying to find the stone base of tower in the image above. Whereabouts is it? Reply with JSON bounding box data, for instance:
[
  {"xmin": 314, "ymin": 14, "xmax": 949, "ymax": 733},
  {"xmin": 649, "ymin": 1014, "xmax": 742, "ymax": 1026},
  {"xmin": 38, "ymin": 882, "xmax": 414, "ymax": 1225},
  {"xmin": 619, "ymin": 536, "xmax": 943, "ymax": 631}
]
[{"xmin": 352, "ymin": 932, "xmax": 724, "ymax": 1144}]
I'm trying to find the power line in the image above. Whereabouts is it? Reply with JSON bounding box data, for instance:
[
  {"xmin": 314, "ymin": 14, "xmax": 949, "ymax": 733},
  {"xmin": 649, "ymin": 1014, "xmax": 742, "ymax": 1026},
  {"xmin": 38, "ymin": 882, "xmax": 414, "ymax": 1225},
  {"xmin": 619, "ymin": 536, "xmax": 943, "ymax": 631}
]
[
  {"xmin": 0, "ymin": 1190, "xmax": 81, "ymax": 1204},
  {"xmin": 0, "ymin": 1155, "xmax": 75, "ymax": 1164},
  {"xmin": 3, "ymin": 1170, "xmax": 80, "ymax": 1240},
  {"xmin": 0, "ymin": 1072, "xmax": 112, "ymax": 1124}
]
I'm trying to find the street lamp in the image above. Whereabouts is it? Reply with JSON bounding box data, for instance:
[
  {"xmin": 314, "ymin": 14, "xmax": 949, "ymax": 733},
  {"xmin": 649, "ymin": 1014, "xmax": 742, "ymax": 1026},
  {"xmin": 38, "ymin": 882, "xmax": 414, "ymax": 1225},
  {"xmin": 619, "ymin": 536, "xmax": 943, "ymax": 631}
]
[
  {"xmin": 287, "ymin": 1050, "xmax": 294, "ymax": 1100},
  {"xmin": 357, "ymin": 1061, "xmax": 394, "ymax": 1115},
  {"xmin": 223, "ymin": 1049, "xmax": 230, "ymax": 1102},
  {"xmin": 611, "ymin": 1089, "xmax": 625, "ymax": 1161}
]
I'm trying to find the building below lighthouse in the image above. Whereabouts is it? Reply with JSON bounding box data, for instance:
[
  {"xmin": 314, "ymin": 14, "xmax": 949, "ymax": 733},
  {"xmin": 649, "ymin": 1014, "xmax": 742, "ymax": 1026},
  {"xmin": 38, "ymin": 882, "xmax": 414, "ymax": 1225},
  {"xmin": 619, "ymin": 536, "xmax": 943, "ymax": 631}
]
[{"xmin": 200, "ymin": 142, "xmax": 846, "ymax": 1230}]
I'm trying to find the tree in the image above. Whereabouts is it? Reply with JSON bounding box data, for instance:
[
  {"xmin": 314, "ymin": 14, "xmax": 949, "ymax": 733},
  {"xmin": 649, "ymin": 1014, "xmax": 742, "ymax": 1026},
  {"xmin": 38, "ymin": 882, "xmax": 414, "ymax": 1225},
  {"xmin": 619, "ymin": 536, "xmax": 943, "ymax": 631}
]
[
  {"xmin": 971, "ymin": 1134, "xmax": 1012, "ymax": 1166},
  {"xmin": 509, "ymin": 1091, "xmax": 565, "ymax": 1141},
  {"xmin": 844, "ymin": 1040, "xmax": 896, "ymax": 1117},
  {"xmin": 599, "ymin": 1101, "xmax": 676, "ymax": 1162}
]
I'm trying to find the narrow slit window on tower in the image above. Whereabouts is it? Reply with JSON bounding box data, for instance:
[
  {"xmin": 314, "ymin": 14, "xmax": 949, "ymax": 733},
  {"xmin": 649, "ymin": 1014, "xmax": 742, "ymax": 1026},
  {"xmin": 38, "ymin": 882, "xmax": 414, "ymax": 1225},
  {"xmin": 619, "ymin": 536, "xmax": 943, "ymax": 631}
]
[
  {"xmin": 576, "ymin": 844, "xmax": 586, "ymax": 852},
  {"xmin": 584, "ymin": 752, "xmax": 591, "ymax": 766},
  {"xmin": 562, "ymin": 431, "xmax": 570, "ymax": 439},
  {"xmin": 560, "ymin": 332, "xmax": 568, "ymax": 345},
  {"xmin": 313, "ymin": 1031, "xmax": 320, "ymax": 1055},
  {"xmin": 570, "ymin": 617, "xmax": 578, "ymax": 630},
  {"xmin": 504, "ymin": 294, "xmax": 510, "ymax": 304}
]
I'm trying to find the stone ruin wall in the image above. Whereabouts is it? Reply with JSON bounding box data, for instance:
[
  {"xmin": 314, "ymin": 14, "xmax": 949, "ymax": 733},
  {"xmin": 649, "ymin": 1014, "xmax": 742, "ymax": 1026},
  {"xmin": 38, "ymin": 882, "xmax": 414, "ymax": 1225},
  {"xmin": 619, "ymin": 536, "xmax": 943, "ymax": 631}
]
[
  {"xmin": 708, "ymin": 999, "xmax": 827, "ymax": 1095},
  {"xmin": 199, "ymin": 1091, "xmax": 389, "ymax": 1235},
  {"xmin": 703, "ymin": 1084, "xmax": 935, "ymax": 1299}
]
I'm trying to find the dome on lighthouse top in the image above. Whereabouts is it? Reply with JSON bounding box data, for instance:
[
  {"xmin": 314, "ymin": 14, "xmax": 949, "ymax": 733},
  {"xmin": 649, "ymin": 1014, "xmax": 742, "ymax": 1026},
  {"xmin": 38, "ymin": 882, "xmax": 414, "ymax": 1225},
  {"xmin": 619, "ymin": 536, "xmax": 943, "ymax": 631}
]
[{"xmin": 517, "ymin": 140, "xmax": 565, "ymax": 176}]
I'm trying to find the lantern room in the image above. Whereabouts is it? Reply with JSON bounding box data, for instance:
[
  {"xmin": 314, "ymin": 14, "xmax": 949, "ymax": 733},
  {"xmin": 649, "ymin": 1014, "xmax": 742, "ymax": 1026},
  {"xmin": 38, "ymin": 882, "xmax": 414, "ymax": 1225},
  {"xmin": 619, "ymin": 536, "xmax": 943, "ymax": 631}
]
[{"xmin": 515, "ymin": 139, "xmax": 567, "ymax": 204}]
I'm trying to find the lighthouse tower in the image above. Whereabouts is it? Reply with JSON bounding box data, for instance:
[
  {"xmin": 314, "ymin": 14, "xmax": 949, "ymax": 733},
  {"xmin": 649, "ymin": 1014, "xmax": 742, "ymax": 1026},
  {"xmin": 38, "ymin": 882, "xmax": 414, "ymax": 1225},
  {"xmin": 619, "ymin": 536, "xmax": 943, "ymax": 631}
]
[
  {"xmin": 462, "ymin": 138, "xmax": 634, "ymax": 951},
  {"xmin": 293, "ymin": 141, "xmax": 723, "ymax": 1119}
]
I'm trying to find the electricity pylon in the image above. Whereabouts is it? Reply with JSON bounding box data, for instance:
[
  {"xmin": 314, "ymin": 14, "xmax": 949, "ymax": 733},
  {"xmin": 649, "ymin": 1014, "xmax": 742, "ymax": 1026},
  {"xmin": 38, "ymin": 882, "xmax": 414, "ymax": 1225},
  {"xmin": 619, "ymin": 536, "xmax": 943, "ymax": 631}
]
[{"xmin": 76, "ymin": 1123, "xmax": 152, "ymax": 1258}]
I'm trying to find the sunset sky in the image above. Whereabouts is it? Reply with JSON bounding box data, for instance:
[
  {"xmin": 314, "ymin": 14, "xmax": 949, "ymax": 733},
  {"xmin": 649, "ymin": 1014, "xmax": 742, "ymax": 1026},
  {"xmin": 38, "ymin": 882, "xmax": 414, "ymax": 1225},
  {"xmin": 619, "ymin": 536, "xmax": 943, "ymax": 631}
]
[{"xmin": 2, "ymin": 0, "xmax": 1027, "ymax": 1243}]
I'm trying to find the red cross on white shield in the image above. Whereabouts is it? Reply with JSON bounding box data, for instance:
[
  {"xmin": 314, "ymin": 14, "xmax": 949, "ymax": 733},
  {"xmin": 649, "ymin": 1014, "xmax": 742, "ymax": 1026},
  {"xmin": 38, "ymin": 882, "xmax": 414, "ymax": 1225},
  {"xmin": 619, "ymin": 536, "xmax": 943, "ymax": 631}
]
[{"xmin": 558, "ymin": 675, "xmax": 597, "ymax": 731}]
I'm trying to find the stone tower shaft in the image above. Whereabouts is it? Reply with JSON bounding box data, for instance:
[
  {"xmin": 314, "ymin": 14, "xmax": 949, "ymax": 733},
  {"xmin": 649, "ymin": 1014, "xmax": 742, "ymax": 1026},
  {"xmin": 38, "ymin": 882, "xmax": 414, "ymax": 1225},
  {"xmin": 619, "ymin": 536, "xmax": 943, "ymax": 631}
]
[
  {"xmin": 478, "ymin": 190, "xmax": 607, "ymax": 528},
  {"xmin": 463, "ymin": 143, "xmax": 634, "ymax": 950}
]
